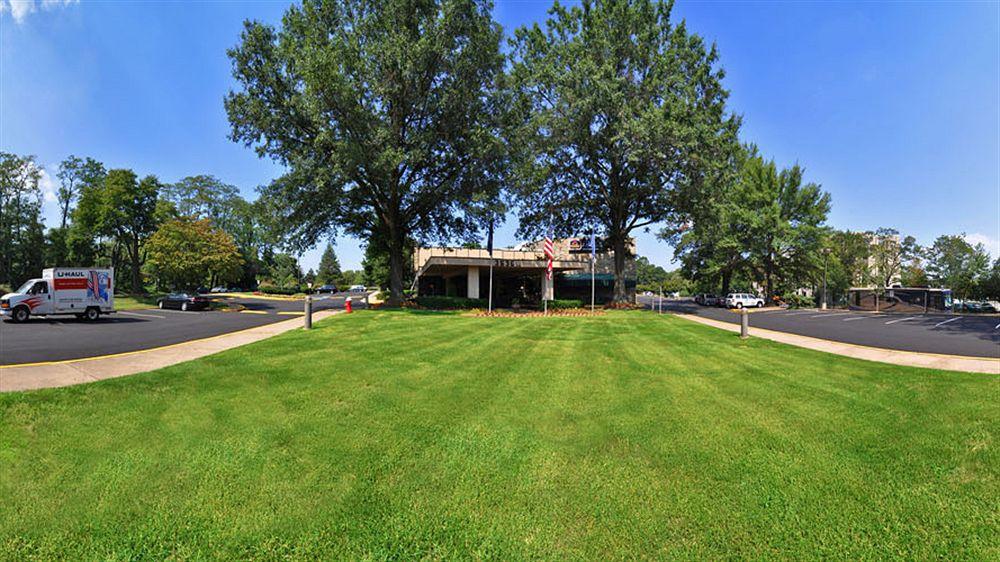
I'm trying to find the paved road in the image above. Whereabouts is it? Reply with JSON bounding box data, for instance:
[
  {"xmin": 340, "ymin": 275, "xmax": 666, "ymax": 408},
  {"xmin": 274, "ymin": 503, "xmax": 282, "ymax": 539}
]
[
  {"xmin": 640, "ymin": 296, "xmax": 1000, "ymax": 359},
  {"xmin": 0, "ymin": 293, "xmax": 368, "ymax": 366}
]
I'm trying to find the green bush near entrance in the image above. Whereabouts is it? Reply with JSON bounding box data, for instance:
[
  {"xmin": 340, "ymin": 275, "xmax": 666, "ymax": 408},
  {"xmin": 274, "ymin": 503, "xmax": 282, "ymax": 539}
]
[
  {"xmin": 414, "ymin": 295, "xmax": 487, "ymax": 309},
  {"xmin": 547, "ymin": 298, "xmax": 583, "ymax": 309}
]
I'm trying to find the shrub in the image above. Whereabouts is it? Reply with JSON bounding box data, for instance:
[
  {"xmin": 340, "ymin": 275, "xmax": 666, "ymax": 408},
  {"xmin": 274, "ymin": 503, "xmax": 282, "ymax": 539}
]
[
  {"xmin": 782, "ymin": 292, "xmax": 815, "ymax": 309},
  {"xmin": 414, "ymin": 296, "xmax": 487, "ymax": 309},
  {"xmin": 259, "ymin": 286, "xmax": 302, "ymax": 296},
  {"xmin": 548, "ymin": 299, "xmax": 583, "ymax": 310}
]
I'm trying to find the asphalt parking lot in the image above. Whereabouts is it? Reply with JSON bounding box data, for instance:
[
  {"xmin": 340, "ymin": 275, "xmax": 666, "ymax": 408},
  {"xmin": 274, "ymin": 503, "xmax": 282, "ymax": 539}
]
[
  {"xmin": 640, "ymin": 296, "xmax": 1000, "ymax": 359},
  {"xmin": 0, "ymin": 293, "xmax": 367, "ymax": 366}
]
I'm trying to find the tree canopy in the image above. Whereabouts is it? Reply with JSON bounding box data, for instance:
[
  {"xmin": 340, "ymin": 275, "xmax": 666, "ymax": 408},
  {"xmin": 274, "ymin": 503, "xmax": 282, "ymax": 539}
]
[
  {"xmin": 0, "ymin": 152, "xmax": 45, "ymax": 288},
  {"xmin": 146, "ymin": 218, "xmax": 243, "ymax": 290},
  {"xmin": 226, "ymin": 0, "xmax": 506, "ymax": 305},
  {"xmin": 316, "ymin": 242, "xmax": 342, "ymax": 287},
  {"xmin": 509, "ymin": 0, "xmax": 739, "ymax": 301}
]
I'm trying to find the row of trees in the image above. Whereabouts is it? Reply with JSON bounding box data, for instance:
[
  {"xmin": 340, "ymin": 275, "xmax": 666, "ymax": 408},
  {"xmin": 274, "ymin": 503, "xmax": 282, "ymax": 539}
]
[
  {"xmin": 0, "ymin": 152, "xmax": 315, "ymax": 293},
  {"xmin": 226, "ymin": 0, "xmax": 738, "ymax": 305},
  {"xmin": 669, "ymin": 145, "xmax": 831, "ymax": 299},
  {"xmin": 823, "ymin": 228, "xmax": 998, "ymax": 302}
]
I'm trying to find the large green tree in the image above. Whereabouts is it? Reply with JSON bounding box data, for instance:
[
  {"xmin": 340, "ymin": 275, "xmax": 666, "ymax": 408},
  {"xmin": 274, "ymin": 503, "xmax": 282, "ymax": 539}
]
[
  {"xmin": 741, "ymin": 157, "xmax": 830, "ymax": 299},
  {"xmin": 925, "ymin": 235, "xmax": 991, "ymax": 298},
  {"xmin": 0, "ymin": 153, "xmax": 46, "ymax": 287},
  {"xmin": 316, "ymin": 242, "xmax": 342, "ymax": 287},
  {"xmin": 509, "ymin": 0, "xmax": 739, "ymax": 302},
  {"xmin": 146, "ymin": 218, "xmax": 243, "ymax": 290},
  {"xmin": 225, "ymin": 0, "xmax": 506, "ymax": 305},
  {"xmin": 670, "ymin": 146, "xmax": 829, "ymax": 298},
  {"xmin": 820, "ymin": 229, "xmax": 871, "ymax": 305},
  {"xmin": 56, "ymin": 156, "xmax": 105, "ymax": 229},
  {"xmin": 164, "ymin": 175, "xmax": 240, "ymax": 222},
  {"xmin": 74, "ymin": 169, "xmax": 162, "ymax": 293}
]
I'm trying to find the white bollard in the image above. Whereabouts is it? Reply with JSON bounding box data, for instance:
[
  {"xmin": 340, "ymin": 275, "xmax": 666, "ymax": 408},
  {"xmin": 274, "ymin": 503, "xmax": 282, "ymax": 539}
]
[
  {"xmin": 304, "ymin": 295, "xmax": 312, "ymax": 330},
  {"xmin": 740, "ymin": 308, "xmax": 749, "ymax": 339}
]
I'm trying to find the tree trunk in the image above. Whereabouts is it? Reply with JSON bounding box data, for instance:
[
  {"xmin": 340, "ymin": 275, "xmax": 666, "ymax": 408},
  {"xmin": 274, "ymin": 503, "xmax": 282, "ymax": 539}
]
[
  {"xmin": 130, "ymin": 237, "xmax": 143, "ymax": 294},
  {"xmin": 386, "ymin": 220, "xmax": 405, "ymax": 307},
  {"xmin": 721, "ymin": 270, "xmax": 732, "ymax": 295},
  {"xmin": 611, "ymin": 234, "xmax": 629, "ymax": 303}
]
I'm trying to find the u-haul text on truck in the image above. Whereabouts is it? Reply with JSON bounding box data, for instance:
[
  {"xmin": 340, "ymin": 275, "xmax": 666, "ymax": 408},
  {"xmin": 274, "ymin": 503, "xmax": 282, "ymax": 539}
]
[{"xmin": 1, "ymin": 268, "xmax": 115, "ymax": 323}]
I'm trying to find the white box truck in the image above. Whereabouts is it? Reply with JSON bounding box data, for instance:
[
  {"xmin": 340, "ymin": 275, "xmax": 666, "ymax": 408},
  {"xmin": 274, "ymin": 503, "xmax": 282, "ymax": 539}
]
[{"xmin": 1, "ymin": 268, "xmax": 115, "ymax": 322}]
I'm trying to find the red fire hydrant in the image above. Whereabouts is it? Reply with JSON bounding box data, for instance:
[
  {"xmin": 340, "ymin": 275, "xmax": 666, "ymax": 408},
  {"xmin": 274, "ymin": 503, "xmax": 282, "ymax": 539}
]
[{"xmin": 345, "ymin": 296, "xmax": 353, "ymax": 313}]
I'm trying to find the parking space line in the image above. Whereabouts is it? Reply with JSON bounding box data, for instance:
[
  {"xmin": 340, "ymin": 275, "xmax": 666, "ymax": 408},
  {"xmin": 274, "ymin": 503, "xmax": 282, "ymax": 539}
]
[
  {"xmin": 276, "ymin": 311, "xmax": 303, "ymax": 315},
  {"xmin": 995, "ymin": 323, "xmax": 1000, "ymax": 330},
  {"xmin": 933, "ymin": 317, "xmax": 960, "ymax": 328},
  {"xmin": 785, "ymin": 311, "xmax": 818, "ymax": 316},
  {"xmin": 810, "ymin": 312, "xmax": 850, "ymax": 318},
  {"xmin": 843, "ymin": 316, "xmax": 868, "ymax": 322},
  {"xmin": 885, "ymin": 316, "xmax": 917, "ymax": 325},
  {"xmin": 240, "ymin": 310, "xmax": 268, "ymax": 315},
  {"xmin": 119, "ymin": 311, "xmax": 166, "ymax": 319}
]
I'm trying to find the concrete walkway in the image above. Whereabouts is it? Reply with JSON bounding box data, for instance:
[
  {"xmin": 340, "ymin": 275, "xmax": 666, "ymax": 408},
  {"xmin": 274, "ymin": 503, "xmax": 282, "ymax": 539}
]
[
  {"xmin": 0, "ymin": 310, "xmax": 343, "ymax": 392},
  {"xmin": 675, "ymin": 313, "xmax": 999, "ymax": 374}
]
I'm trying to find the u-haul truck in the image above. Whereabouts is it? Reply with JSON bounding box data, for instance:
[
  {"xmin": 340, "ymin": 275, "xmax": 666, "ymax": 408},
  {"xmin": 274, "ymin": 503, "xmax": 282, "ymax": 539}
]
[{"xmin": 1, "ymin": 268, "xmax": 115, "ymax": 323}]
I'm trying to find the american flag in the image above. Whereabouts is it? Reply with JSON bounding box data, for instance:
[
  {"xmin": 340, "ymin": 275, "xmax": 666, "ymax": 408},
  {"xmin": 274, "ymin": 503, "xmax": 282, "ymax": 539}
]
[{"xmin": 543, "ymin": 233, "xmax": 554, "ymax": 280}]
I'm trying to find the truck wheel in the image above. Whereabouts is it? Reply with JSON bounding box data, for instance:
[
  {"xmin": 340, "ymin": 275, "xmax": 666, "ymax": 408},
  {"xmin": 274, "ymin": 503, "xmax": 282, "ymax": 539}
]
[
  {"xmin": 159, "ymin": 301, "xmax": 165, "ymax": 309},
  {"xmin": 181, "ymin": 302, "xmax": 189, "ymax": 312},
  {"xmin": 12, "ymin": 306, "xmax": 29, "ymax": 323},
  {"xmin": 84, "ymin": 307, "xmax": 100, "ymax": 321},
  {"xmin": 736, "ymin": 303, "xmax": 743, "ymax": 309}
]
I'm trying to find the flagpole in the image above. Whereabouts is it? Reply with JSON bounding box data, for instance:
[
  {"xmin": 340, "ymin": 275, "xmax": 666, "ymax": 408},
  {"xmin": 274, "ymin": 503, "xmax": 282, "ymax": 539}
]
[
  {"xmin": 589, "ymin": 228, "xmax": 597, "ymax": 313},
  {"xmin": 488, "ymin": 259, "xmax": 494, "ymax": 313}
]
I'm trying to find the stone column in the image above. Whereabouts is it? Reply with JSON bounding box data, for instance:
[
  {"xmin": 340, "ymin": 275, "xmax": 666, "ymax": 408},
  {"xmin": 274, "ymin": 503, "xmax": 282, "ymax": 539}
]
[{"xmin": 467, "ymin": 266, "xmax": 480, "ymax": 299}]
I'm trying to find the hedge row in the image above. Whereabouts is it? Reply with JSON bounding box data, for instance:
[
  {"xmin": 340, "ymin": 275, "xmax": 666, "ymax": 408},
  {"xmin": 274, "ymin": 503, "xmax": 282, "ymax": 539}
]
[
  {"xmin": 413, "ymin": 296, "xmax": 585, "ymax": 310},
  {"xmin": 547, "ymin": 299, "xmax": 584, "ymax": 309},
  {"xmin": 258, "ymin": 286, "xmax": 303, "ymax": 295},
  {"xmin": 414, "ymin": 296, "xmax": 487, "ymax": 309}
]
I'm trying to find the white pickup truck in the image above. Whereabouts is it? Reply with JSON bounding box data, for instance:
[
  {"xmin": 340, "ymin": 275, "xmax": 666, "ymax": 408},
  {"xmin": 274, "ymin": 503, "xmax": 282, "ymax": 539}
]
[{"xmin": 1, "ymin": 268, "xmax": 115, "ymax": 322}]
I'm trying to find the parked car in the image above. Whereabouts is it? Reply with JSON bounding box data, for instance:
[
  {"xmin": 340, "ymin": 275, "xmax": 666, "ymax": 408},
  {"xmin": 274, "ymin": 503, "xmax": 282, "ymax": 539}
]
[
  {"xmin": 195, "ymin": 286, "xmax": 210, "ymax": 295},
  {"xmin": 157, "ymin": 293, "xmax": 210, "ymax": 311},
  {"xmin": 697, "ymin": 293, "xmax": 719, "ymax": 306},
  {"xmin": 315, "ymin": 284, "xmax": 338, "ymax": 294},
  {"xmin": 725, "ymin": 293, "xmax": 765, "ymax": 309},
  {"xmin": 209, "ymin": 286, "xmax": 228, "ymax": 293},
  {"xmin": 349, "ymin": 285, "xmax": 367, "ymax": 293}
]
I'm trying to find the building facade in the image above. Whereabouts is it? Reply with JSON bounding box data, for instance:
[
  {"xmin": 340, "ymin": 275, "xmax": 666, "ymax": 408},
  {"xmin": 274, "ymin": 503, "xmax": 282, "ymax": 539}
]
[{"xmin": 413, "ymin": 237, "xmax": 636, "ymax": 306}]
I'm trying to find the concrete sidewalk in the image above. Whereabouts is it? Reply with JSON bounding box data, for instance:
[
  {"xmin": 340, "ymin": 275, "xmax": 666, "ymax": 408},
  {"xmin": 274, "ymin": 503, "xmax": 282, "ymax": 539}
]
[
  {"xmin": 675, "ymin": 313, "xmax": 999, "ymax": 374},
  {"xmin": 0, "ymin": 310, "xmax": 343, "ymax": 392}
]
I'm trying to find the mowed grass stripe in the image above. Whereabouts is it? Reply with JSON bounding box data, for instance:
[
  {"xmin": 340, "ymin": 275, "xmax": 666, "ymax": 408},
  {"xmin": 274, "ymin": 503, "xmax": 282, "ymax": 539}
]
[{"xmin": 0, "ymin": 310, "xmax": 995, "ymax": 560}]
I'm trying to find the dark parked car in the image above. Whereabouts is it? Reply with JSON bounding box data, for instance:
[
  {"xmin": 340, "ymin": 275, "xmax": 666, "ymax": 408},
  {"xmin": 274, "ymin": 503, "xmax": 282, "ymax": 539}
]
[
  {"xmin": 195, "ymin": 286, "xmax": 210, "ymax": 295},
  {"xmin": 315, "ymin": 284, "xmax": 338, "ymax": 294},
  {"xmin": 157, "ymin": 293, "xmax": 210, "ymax": 311}
]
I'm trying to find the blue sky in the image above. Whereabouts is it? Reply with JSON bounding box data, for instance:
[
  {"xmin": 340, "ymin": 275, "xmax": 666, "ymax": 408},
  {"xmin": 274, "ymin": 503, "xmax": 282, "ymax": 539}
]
[{"xmin": 2, "ymin": 0, "xmax": 998, "ymax": 271}]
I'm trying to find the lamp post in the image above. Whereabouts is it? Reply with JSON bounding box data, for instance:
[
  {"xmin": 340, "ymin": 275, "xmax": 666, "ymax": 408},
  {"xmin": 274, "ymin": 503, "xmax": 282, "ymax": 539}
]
[{"xmin": 821, "ymin": 248, "xmax": 830, "ymax": 310}]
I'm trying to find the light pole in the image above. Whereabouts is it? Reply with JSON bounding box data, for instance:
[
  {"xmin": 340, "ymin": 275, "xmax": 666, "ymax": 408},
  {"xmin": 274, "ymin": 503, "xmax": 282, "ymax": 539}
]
[{"xmin": 821, "ymin": 248, "xmax": 830, "ymax": 310}]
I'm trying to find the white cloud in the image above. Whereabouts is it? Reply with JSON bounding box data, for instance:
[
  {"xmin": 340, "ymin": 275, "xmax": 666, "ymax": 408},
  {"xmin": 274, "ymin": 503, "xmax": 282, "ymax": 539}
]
[
  {"xmin": 1, "ymin": 0, "xmax": 77, "ymax": 24},
  {"xmin": 37, "ymin": 166, "xmax": 58, "ymax": 204},
  {"xmin": 963, "ymin": 233, "xmax": 1000, "ymax": 258}
]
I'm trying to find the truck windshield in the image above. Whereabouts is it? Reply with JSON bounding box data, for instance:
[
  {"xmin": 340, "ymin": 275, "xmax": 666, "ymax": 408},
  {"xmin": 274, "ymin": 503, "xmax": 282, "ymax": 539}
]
[{"xmin": 15, "ymin": 279, "xmax": 39, "ymax": 294}]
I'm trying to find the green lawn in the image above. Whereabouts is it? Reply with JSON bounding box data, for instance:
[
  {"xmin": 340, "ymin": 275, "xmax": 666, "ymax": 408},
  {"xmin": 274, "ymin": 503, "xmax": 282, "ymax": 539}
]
[
  {"xmin": 1, "ymin": 311, "xmax": 996, "ymax": 559},
  {"xmin": 113, "ymin": 293, "xmax": 163, "ymax": 310}
]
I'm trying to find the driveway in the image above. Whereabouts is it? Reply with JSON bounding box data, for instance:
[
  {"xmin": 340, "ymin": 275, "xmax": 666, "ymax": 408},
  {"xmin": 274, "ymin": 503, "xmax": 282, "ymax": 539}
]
[
  {"xmin": 640, "ymin": 296, "xmax": 1000, "ymax": 359},
  {"xmin": 0, "ymin": 293, "xmax": 368, "ymax": 366}
]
